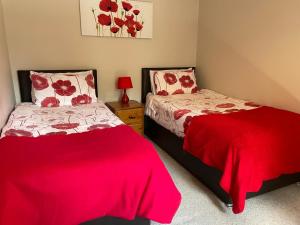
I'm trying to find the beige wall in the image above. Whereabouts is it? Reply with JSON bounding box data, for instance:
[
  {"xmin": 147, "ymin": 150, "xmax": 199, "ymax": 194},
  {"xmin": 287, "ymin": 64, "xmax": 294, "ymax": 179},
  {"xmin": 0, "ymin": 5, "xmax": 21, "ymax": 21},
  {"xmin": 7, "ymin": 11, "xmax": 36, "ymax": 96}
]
[
  {"xmin": 0, "ymin": 0, "xmax": 14, "ymax": 129},
  {"xmin": 197, "ymin": 0, "xmax": 300, "ymax": 113},
  {"xmin": 2, "ymin": 0, "xmax": 199, "ymax": 103}
]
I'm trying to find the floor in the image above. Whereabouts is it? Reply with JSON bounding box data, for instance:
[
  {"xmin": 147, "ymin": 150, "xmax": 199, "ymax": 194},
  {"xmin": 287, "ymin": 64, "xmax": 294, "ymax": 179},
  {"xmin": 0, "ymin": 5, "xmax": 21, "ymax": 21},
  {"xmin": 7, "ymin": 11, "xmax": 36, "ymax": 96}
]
[{"xmin": 151, "ymin": 143, "xmax": 300, "ymax": 225}]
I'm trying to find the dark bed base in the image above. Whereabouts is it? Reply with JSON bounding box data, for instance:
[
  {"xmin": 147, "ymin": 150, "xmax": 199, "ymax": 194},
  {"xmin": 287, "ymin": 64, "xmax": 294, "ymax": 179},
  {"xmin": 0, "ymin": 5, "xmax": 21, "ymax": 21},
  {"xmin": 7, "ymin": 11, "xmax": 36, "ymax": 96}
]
[
  {"xmin": 141, "ymin": 67, "xmax": 300, "ymax": 206},
  {"xmin": 145, "ymin": 116, "xmax": 300, "ymax": 205},
  {"xmin": 82, "ymin": 217, "xmax": 150, "ymax": 225}
]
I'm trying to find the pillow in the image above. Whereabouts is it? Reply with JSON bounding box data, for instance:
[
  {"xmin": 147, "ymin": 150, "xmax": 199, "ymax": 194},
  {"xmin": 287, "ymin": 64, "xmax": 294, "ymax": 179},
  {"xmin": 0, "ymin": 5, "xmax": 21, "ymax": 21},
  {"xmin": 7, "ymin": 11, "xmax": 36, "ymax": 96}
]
[
  {"xmin": 149, "ymin": 68, "xmax": 193, "ymax": 94},
  {"xmin": 30, "ymin": 70, "xmax": 97, "ymax": 107},
  {"xmin": 152, "ymin": 69, "xmax": 198, "ymax": 96}
]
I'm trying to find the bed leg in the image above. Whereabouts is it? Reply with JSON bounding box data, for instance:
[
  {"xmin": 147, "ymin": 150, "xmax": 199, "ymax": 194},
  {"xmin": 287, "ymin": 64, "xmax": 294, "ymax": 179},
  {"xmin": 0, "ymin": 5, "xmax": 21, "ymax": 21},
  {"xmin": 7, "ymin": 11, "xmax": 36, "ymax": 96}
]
[{"xmin": 225, "ymin": 203, "xmax": 233, "ymax": 208}]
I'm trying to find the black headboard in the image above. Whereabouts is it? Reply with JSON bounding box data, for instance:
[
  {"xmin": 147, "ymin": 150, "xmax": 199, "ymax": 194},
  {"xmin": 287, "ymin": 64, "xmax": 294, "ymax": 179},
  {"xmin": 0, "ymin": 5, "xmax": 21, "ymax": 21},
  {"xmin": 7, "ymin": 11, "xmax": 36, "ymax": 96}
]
[
  {"xmin": 17, "ymin": 69, "xmax": 98, "ymax": 102},
  {"xmin": 141, "ymin": 67, "xmax": 196, "ymax": 103}
]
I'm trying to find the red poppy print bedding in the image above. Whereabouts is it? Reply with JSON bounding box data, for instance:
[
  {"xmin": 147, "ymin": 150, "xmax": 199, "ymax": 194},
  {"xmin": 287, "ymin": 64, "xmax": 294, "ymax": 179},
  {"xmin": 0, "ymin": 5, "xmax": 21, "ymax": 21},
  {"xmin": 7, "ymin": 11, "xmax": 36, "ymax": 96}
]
[
  {"xmin": 149, "ymin": 68, "xmax": 192, "ymax": 94},
  {"xmin": 152, "ymin": 69, "xmax": 198, "ymax": 96},
  {"xmin": 0, "ymin": 125, "xmax": 181, "ymax": 225},
  {"xmin": 1, "ymin": 101, "xmax": 123, "ymax": 138},
  {"xmin": 145, "ymin": 89, "xmax": 260, "ymax": 137},
  {"xmin": 30, "ymin": 70, "xmax": 97, "ymax": 107}
]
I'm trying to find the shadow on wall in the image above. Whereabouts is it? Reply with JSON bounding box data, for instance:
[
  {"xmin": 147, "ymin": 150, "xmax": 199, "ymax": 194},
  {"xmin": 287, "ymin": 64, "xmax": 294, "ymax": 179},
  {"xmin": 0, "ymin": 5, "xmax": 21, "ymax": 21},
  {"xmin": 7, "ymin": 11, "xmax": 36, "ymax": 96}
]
[{"xmin": 196, "ymin": 25, "xmax": 300, "ymax": 113}]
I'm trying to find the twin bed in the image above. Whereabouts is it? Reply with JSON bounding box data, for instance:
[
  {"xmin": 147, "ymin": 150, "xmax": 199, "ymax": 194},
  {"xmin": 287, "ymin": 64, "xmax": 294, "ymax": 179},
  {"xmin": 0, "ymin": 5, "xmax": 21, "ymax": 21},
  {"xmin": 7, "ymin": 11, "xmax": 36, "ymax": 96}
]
[
  {"xmin": 0, "ymin": 70, "xmax": 181, "ymax": 225},
  {"xmin": 142, "ymin": 67, "xmax": 300, "ymax": 213}
]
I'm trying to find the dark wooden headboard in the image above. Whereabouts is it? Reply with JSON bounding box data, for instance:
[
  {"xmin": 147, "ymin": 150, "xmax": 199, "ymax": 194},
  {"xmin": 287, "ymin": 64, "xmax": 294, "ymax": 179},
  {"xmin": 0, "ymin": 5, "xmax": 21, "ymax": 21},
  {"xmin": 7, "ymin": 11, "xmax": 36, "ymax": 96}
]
[
  {"xmin": 141, "ymin": 67, "xmax": 196, "ymax": 103},
  {"xmin": 17, "ymin": 69, "xmax": 98, "ymax": 102}
]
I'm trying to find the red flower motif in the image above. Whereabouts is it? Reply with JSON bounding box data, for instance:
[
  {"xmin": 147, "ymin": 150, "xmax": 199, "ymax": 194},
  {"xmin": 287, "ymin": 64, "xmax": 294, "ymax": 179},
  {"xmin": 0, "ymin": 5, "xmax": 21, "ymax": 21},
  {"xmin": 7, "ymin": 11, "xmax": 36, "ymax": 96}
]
[
  {"xmin": 245, "ymin": 102, "xmax": 260, "ymax": 107},
  {"xmin": 201, "ymin": 109, "xmax": 220, "ymax": 115},
  {"xmin": 88, "ymin": 124, "xmax": 111, "ymax": 131},
  {"xmin": 98, "ymin": 14, "xmax": 112, "ymax": 26},
  {"xmin": 51, "ymin": 123, "xmax": 79, "ymax": 130},
  {"xmin": 71, "ymin": 94, "xmax": 92, "ymax": 106},
  {"xmin": 133, "ymin": 9, "xmax": 140, "ymax": 15},
  {"xmin": 41, "ymin": 97, "xmax": 60, "ymax": 108},
  {"xmin": 127, "ymin": 26, "xmax": 136, "ymax": 37},
  {"xmin": 157, "ymin": 90, "xmax": 169, "ymax": 96},
  {"xmin": 99, "ymin": 0, "xmax": 118, "ymax": 13},
  {"xmin": 52, "ymin": 80, "xmax": 76, "ymax": 96},
  {"xmin": 125, "ymin": 14, "xmax": 134, "ymax": 21},
  {"xmin": 191, "ymin": 87, "xmax": 198, "ymax": 93},
  {"xmin": 174, "ymin": 109, "xmax": 192, "ymax": 120},
  {"xmin": 5, "ymin": 129, "xmax": 33, "ymax": 137},
  {"xmin": 216, "ymin": 103, "xmax": 236, "ymax": 108},
  {"xmin": 164, "ymin": 73, "xmax": 177, "ymax": 85},
  {"xmin": 85, "ymin": 74, "xmax": 95, "ymax": 89},
  {"xmin": 122, "ymin": 1, "xmax": 133, "ymax": 11},
  {"xmin": 31, "ymin": 74, "xmax": 49, "ymax": 90},
  {"xmin": 114, "ymin": 17, "xmax": 125, "ymax": 27},
  {"xmin": 179, "ymin": 76, "xmax": 194, "ymax": 88},
  {"xmin": 45, "ymin": 131, "xmax": 67, "ymax": 136},
  {"xmin": 172, "ymin": 89, "xmax": 184, "ymax": 95},
  {"xmin": 111, "ymin": 26, "xmax": 120, "ymax": 34},
  {"xmin": 135, "ymin": 22, "xmax": 143, "ymax": 31},
  {"xmin": 183, "ymin": 116, "xmax": 193, "ymax": 133},
  {"xmin": 125, "ymin": 15, "xmax": 135, "ymax": 28}
]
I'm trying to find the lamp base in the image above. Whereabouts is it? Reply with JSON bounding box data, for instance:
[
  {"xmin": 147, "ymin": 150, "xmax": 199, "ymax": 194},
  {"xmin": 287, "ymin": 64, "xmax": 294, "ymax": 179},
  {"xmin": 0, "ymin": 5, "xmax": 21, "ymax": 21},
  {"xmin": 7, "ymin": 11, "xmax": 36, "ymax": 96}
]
[{"xmin": 121, "ymin": 89, "xmax": 129, "ymax": 104}]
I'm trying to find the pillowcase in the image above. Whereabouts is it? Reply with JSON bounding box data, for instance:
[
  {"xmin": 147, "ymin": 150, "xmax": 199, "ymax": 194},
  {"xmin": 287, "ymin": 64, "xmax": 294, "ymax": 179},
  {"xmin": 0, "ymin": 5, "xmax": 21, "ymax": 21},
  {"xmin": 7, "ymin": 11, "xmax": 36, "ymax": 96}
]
[
  {"xmin": 30, "ymin": 70, "xmax": 97, "ymax": 107},
  {"xmin": 152, "ymin": 69, "xmax": 198, "ymax": 96},
  {"xmin": 149, "ymin": 68, "xmax": 193, "ymax": 94}
]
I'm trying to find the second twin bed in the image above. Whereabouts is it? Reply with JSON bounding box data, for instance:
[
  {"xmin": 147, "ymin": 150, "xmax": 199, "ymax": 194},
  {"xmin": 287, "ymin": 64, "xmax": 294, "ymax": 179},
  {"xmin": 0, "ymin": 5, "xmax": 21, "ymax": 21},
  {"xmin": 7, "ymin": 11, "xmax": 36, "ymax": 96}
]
[{"xmin": 142, "ymin": 67, "xmax": 300, "ymax": 214}]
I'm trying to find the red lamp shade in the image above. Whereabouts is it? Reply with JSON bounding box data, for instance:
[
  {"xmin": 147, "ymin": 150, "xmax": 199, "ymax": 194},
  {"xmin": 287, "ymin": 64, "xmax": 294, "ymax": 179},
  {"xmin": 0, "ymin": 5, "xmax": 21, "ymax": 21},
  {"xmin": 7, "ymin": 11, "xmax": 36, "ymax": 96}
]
[
  {"xmin": 117, "ymin": 76, "xmax": 133, "ymax": 104},
  {"xmin": 118, "ymin": 77, "xmax": 133, "ymax": 89}
]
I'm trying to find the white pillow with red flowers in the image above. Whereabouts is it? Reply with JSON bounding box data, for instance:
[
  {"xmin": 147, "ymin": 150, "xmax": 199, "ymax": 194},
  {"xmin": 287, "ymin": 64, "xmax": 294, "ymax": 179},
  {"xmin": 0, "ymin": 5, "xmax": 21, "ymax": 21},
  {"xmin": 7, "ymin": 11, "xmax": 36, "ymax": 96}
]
[
  {"xmin": 149, "ymin": 68, "xmax": 194, "ymax": 94},
  {"xmin": 152, "ymin": 69, "xmax": 198, "ymax": 96},
  {"xmin": 30, "ymin": 70, "xmax": 97, "ymax": 107}
]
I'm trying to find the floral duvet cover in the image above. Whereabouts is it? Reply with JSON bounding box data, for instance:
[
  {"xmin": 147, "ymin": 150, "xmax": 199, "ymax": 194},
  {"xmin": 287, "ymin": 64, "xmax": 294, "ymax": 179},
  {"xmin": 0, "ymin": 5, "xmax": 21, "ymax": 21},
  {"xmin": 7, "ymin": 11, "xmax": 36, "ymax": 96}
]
[
  {"xmin": 145, "ymin": 89, "xmax": 259, "ymax": 137},
  {"xmin": 1, "ymin": 101, "xmax": 123, "ymax": 138}
]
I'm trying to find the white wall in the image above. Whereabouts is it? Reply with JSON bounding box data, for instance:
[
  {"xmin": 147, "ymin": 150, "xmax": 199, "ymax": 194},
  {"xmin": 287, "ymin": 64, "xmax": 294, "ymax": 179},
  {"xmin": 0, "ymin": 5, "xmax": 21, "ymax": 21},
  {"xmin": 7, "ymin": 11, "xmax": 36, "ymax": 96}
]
[
  {"xmin": 0, "ymin": 0, "xmax": 14, "ymax": 129},
  {"xmin": 2, "ymin": 0, "xmax": 199, "ymax": 103},
  {"xmin": 197, "ymin": 0, "xmax": 300, "ymax": 113}
]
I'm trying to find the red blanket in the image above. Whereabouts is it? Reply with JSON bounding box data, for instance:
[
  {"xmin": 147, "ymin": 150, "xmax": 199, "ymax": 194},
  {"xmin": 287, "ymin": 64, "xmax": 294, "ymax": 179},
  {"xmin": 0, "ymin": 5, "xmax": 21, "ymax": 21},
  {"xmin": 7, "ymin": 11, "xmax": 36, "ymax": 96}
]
[
  {"xmin": 0, "ymin": 125, "xmax": 181, "ymax": 225},
  {"xmin": 184, "ymin": 106, "xmax": 300, "ymax": 214}
]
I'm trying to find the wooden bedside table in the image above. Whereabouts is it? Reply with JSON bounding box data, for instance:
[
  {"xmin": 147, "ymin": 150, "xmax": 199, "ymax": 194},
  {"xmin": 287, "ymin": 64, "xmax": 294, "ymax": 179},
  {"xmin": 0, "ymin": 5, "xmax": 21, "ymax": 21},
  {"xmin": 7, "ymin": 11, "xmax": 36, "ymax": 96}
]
[{"xmin": 105, "ymin": 100, "xmax": 144, "ymax": 135}]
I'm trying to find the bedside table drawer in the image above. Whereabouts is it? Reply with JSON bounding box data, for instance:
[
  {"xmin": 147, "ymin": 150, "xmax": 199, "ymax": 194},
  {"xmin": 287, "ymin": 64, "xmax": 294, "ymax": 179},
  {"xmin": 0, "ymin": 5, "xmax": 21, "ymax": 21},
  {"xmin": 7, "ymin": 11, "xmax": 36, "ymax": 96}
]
[
  {"xmin": 131, "ymin": 124, "xmax": 144, "ymax": 135},
  {"xmin": 116, "ymin": 108, "xmax": 144, "ymax": 125}
]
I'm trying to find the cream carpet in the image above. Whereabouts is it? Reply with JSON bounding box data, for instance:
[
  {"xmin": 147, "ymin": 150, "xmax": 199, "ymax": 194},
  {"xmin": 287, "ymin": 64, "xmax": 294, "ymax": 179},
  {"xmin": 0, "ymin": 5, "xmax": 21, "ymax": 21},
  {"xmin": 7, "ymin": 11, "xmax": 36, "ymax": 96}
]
[{"xmin": 151, "ymin": 143, "xmax": 300, "ymax": 225}]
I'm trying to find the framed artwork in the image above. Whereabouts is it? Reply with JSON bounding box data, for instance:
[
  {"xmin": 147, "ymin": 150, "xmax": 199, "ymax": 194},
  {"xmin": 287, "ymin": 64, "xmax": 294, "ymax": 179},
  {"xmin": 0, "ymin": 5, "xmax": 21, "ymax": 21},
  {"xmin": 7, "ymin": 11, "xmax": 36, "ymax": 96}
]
[{"xmin": 80, "ymin": 0, "xmax": 153, "ymax": 38}]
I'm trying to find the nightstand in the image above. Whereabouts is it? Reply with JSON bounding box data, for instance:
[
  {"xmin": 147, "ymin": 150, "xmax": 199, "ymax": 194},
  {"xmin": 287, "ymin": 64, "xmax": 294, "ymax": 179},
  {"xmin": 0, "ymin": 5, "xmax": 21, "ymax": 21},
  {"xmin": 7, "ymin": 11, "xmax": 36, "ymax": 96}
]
[{"xmin": 105, "ymin": 100, "xmax": 144, "ymax": 135}]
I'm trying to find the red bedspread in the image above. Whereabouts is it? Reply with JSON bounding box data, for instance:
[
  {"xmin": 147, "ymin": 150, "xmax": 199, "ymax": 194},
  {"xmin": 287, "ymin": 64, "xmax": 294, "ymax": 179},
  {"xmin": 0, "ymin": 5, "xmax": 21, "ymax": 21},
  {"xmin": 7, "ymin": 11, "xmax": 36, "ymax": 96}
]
[
  {"xmin": 183, "ymin": 106, "xmax": 300, "ymax": 214},
  {"xmin": 0, "ymin": 125, "xmax": 181, "ymax": 225}
]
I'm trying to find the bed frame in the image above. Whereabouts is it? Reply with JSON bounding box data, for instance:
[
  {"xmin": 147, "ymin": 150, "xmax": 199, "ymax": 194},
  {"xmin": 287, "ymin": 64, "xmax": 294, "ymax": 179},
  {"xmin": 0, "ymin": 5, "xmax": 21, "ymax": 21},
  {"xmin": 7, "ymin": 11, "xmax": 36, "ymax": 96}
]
[
  {"xmin": 142, "ymin": 67, "xmax": 300, "ymax": 207},
  {"xmin": 17, "ymin": 70, "xmax": 150, "ymax": 225}
]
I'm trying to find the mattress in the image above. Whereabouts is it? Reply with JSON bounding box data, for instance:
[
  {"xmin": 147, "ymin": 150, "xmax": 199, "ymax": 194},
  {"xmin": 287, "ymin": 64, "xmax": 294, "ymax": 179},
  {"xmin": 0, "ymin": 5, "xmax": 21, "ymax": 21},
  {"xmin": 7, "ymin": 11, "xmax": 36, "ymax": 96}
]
[
  {"xmin": 145, "ymin": 89, "xmax": 259, "ymax": 137},
  {"xmin": 1, "ymin": 101, "xmax": 123, "ymax": 138}
]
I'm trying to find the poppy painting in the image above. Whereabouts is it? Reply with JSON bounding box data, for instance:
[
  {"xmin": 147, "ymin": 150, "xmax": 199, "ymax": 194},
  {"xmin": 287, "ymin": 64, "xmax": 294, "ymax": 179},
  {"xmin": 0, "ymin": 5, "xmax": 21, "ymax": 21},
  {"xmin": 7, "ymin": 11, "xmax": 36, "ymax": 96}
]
[{"xmin": 80, "ymin": 0, "xmax": 153, "ymax": 38}]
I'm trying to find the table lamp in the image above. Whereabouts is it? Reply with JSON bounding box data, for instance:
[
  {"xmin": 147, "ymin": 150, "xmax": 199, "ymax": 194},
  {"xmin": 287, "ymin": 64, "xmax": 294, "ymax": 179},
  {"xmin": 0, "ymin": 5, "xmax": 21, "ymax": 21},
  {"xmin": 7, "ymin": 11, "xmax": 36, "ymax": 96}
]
[{"xmin": 117, "ymin": 76, "xmax": 133, "ymax": 104}]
